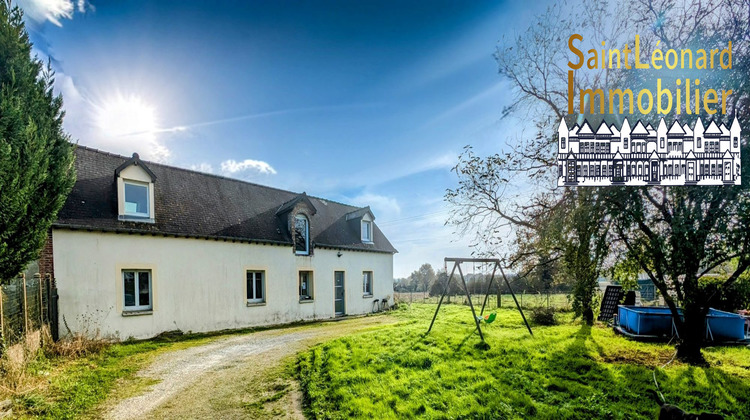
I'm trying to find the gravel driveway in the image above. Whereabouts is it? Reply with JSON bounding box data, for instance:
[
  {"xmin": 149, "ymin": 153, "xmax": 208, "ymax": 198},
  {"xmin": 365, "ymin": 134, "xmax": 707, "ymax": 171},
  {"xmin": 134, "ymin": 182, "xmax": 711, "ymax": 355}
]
[{"xmin": 106, "ymin": 315, "xmax": 395, "ymax": 420}]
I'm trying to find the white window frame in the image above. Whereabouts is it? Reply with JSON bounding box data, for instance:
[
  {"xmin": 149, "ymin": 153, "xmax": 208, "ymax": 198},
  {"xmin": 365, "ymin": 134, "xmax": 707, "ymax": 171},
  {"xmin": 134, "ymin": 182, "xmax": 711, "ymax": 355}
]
[
  {"xmin": 123, "ymin": 269, "xmax": 152, "ymax": 312},
  {"xmin": 123, "ymin": 180, "xmax": 151, "ymax": 218},
  {"xmin": 294, "ymin": 214, "xmax": 310, "ymax": 255},
  {"xmin": 361, "ymin": 220, "xmax": 373, "ymax": 243},
  {"xmin": 299, "ymin": 271, "xmax": 314, "ymax": 301},
  {"xmin": 363, "ymin": 271, "xmax": 373, "ymax": 296},
  {"xmin": 246, "ymin": 270, "xmax": 265, "ymax": 304}
]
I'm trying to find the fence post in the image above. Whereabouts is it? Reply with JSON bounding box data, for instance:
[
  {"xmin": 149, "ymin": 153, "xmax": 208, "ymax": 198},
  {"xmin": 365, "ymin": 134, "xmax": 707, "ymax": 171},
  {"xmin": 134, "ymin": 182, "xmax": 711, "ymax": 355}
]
[
  {"xmin": 22, "ymin": 273, "xmax": 28, "ymax": 335},
  {"xmin": 36, "ymin": 273, "xmax": 43, "ymax": 331},
  {"xmin": 47, "ymin": 275, "xmax": 59, "ymax": 341},
  {"xmin": 0, "ymin": 285, "xmax": 4, "ymax": 341}
]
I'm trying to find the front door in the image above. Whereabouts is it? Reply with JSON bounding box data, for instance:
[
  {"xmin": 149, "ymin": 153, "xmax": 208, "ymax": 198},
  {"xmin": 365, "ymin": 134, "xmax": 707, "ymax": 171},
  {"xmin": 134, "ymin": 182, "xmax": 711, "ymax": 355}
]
[
  {"xmin": 650, "ymin": 161, "xmax": 659, "ymax": 182},
  {"xmin": 334, "ymin": 271, "xmax": 345, "ymax": 315},
  {"xmin": 687, "ymin": 161, "xmax": 695, "ymax": 181},
  {"xmin": 724, "ymin": 162, "xmax": 732, "ymax": 181}
]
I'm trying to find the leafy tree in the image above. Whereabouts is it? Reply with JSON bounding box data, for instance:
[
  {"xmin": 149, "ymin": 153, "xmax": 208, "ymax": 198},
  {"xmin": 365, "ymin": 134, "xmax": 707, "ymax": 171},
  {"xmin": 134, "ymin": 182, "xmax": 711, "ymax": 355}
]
[
  {"xmin": 600, "ymin": 0, "xmax": 750, "ymax": 361},
  {"xmin": 0, "ymin": 3, "xmax": 76, "ymax": 283},
  {"xmin": 416, "ymin": 263, "xmax": 436, "ymax": 293},
  {"xmin": 448, "ymin": 0, "xmax": 750, "ymax": 362},
  {"xmin": 446, "ymin": 1, "xmax": 631, "ymax": 321}
]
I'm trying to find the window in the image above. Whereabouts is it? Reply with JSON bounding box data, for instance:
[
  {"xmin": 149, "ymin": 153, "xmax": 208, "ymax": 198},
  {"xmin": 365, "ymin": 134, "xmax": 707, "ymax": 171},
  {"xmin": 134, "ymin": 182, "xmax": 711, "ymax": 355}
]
[
  {"xmin": 299, "ymin": 271, "xmax": 313, "ymax": 300},
  {"xmin": 246, "ymin": 271, "xmax": 265, "ymax": 304},
  {"xmin": 697, "ymin": 136, "xmax": 702, "ymax": 148},
  {"xmin": 124, "ymin": 181, "xmax": 150, "ymax": 218},
  {"xmin": 660, "ymin": 137, "xmax": 664, "ymax": 148},
  {"xmin": 294, "ymin": 215, "xmax": 310, "ymax": 255},
  {"xmin": 624, "ymin": 137, "xmax": 628, "ymax": 149},
  {"xmin": 561, "ymin": 137, "xmax": 566, "ymax": 148},
  {"xmin": 363, "ymin": 271, "xmax": 373, "ymax": 296},
  {"xmin": 123, "ymin": 270, "xmax": 151, "ymax": 311},
  {"xmin": 361, "ymin": 220, "xmax": 373, "ymax": 243},
  {"xmin": 734, "ymin": 136, "xmax": 739, "ymax": 148}
]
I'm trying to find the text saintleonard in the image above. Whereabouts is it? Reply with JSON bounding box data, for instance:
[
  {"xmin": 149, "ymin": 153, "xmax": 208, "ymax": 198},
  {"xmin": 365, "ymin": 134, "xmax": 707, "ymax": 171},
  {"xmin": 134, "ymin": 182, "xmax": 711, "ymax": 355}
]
[{"xmin": 567, "ymin": 34, "xmax": 734, "ymax": 116}]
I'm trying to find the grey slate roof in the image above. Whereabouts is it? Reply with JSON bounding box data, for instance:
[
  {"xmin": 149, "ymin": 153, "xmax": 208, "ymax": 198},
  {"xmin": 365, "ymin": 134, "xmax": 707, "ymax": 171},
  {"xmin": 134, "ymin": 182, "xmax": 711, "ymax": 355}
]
[{"xmin": 54, "ymin": 146, "xmax": 397, "ymax": 254}]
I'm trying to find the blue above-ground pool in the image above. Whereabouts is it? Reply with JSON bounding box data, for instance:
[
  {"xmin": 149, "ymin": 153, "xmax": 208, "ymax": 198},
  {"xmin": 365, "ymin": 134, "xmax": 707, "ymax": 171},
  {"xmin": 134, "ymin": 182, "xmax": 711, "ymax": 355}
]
[
  {"xmin": 618, "ymin": 306, "xmax": 681, "ymax": 337},
  {"xmin": 706, "ymin": 308, "xmax": 747, "ymax": 341},
  {"xmin": 617, "ymin": 305, "xmax": 747, "ymax": 341}
]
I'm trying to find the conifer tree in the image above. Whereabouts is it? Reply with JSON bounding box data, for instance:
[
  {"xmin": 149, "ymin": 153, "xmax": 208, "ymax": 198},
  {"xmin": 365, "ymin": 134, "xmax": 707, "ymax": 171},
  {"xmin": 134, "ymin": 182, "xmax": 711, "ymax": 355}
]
[{"xmin": 0, "ymin": 2, "xmax": 76, "ymax": 283}]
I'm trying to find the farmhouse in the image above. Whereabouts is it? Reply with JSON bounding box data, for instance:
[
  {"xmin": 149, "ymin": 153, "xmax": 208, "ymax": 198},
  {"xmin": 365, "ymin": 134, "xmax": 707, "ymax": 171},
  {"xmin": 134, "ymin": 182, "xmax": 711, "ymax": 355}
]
[{"xmin": 37, "ymin": 146, "xmax": 396, "ymax": 340}]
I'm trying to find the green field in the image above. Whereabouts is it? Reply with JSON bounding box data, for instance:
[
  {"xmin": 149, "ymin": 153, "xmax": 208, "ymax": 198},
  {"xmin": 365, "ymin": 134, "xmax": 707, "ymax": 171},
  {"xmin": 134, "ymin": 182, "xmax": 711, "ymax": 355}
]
[{"xmin": 297, "ymin": 303, "xmax": 750, "ymax": 419}]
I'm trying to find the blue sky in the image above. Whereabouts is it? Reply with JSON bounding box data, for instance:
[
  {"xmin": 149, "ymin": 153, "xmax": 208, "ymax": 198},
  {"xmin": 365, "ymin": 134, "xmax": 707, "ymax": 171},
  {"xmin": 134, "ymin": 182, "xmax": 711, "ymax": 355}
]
[{"xmin": 18, "ymin": 0, "xmax": 552, "ymax": 277}]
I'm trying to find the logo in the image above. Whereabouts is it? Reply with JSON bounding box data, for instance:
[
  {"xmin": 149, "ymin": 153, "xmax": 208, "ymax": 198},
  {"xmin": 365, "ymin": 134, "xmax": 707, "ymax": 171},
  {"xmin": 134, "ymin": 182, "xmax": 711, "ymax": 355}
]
[{"xmin": 556, "ymin": 116, "xmax": 741, "ymax": 186}]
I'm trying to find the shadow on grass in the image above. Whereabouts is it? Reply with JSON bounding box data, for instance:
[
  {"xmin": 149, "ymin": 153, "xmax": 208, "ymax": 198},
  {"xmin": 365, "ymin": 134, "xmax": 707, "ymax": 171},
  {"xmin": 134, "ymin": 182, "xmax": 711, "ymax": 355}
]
[
  {"xmin": 535, "ymin": 324, "xmax": 651, "ymax": 418},
  {"xmin": 658, "ymin": 362, "xmax": 750, "ymax": 418},
  {"xmin": 538, "ymin": 324, "xmax": 750, "ymax": 419}
]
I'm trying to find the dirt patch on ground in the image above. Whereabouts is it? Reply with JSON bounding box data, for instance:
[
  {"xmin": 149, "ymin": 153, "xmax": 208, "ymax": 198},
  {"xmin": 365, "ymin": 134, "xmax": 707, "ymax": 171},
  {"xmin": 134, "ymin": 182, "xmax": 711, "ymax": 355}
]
[{"xmin": 105, "ymin": 315, "xmax": 397, "ymax": 420}]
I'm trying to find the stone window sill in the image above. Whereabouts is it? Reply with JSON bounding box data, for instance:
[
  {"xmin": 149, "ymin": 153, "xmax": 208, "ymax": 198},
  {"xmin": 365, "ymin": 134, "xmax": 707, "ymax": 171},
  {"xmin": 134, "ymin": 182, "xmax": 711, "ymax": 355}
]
[
  {"xmin": 118, "ymin": 215, "xmax": 156, "ymax": 224},
  {"xmin": 299, "ymin": 299, "xmax": 315, "ymax": 304},
  {"xmin": 122, "ymin": 310, "xmax": 153, "ymax": 317},
  {"xmin": 246, "ymin": 302, "xmax": 266, "ymax": 307},
  {"xmin": 363, "ymin": 294, "xmax": 374, "ymax": 298}
]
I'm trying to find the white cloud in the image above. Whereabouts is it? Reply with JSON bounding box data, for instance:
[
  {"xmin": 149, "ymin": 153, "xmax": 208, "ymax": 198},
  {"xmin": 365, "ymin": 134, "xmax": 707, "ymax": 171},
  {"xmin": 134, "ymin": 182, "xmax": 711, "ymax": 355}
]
[
  {"xmin": 349, "ymin": 193, "xmax": 401, "ymax": 221},
  {"xmin": 189, "ymin": 163, "xmax": 214, "ymax": 174},
  {"xmin": 56, "ymin": 72, "xmax": 84, "ymax": 108},
  {"xmin": 17, "ymin": 0, "xmax": 74, "ymax": 26},
  {"xmin": 220, "ymin": 159, "xmax": 277, "ymax": 175},
  {"xmin": 76, "ymin": 0, "xmax": 93, "ymax": 13}
]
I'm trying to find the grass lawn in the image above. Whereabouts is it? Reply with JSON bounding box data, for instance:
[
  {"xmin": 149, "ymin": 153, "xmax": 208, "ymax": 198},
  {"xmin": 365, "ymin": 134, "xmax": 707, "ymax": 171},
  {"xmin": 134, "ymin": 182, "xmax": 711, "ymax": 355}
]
[{"xmin": 297, "ymin": 303, "xmax": 750, "ymax": 419}]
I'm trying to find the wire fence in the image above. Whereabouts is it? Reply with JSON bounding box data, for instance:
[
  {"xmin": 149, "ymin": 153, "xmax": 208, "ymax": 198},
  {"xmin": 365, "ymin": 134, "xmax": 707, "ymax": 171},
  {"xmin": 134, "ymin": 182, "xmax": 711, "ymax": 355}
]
[
  {"xmin": 0, "ymin": 273, "xmax": 57, "ymax": 348},
  {"xmin": 394, "ymin": 291, "xmax": 573, "ymax": 311}
]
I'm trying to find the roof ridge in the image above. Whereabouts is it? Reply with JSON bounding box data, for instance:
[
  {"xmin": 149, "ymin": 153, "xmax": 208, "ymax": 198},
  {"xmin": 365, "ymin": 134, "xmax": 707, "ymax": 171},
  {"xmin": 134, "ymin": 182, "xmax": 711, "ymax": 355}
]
[{"xmin": 74, "ymin": 143, "xmax": 360, "ymax": 210}]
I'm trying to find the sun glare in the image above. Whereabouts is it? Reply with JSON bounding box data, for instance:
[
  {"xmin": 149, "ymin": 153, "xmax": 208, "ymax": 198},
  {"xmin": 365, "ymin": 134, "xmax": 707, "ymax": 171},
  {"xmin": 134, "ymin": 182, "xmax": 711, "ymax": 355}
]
[{"xmin": 96, "ymin": 94, "xmax": 158, "ymax": 138}]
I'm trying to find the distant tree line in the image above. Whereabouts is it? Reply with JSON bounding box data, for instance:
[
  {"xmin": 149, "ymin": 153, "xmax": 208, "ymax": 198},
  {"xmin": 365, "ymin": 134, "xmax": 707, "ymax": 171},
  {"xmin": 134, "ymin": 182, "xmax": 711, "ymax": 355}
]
[{"xmin": 393, "ymin": 262, "xmax": 573, "ymax": 296}]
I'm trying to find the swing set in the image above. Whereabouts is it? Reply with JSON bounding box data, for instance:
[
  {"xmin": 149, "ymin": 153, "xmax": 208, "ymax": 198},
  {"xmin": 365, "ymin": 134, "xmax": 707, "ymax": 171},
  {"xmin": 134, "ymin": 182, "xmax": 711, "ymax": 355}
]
[{"xmin": 427, "ymin": 257, "xmax": 533, "ymax": 344}]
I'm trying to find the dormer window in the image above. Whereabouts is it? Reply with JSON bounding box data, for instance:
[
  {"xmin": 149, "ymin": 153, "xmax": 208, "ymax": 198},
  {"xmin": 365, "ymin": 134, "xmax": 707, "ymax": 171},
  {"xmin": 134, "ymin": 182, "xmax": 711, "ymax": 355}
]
[
  {"xmin": 116, "ymin": 153, "xmax": 156, "ymax": 223},
  {"xmin": 124, "ymin": 181, "xmax": 150, "ymax": 218},
  {"xmin": 361, "ymin": 220, "xmax": 373, "ymax": 243},
  {"xmin": 294, "ymin": 214, "xmax": 310, "ymax": 255}
]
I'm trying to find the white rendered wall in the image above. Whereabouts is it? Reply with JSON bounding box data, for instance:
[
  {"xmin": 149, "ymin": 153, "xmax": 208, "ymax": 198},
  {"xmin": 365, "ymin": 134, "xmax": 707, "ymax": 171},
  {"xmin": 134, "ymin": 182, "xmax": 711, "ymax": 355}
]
[{"xmin": 52, "ymin": 230, "xmax": 394, "ymax": 340}]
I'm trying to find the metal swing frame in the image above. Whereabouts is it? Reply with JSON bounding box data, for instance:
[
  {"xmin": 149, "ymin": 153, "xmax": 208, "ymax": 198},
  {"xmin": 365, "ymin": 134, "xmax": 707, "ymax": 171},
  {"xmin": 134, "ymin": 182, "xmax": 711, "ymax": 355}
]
[{"xmin": 427, "ymin": 257, "xmax": 533, "ymax": 343}]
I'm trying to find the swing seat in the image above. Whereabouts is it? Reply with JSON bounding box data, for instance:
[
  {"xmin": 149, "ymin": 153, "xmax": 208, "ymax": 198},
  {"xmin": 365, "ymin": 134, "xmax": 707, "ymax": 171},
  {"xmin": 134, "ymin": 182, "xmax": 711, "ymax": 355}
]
[{"xmin": 476, "ymin": 313, "xmax": 497, "ymax": 324}]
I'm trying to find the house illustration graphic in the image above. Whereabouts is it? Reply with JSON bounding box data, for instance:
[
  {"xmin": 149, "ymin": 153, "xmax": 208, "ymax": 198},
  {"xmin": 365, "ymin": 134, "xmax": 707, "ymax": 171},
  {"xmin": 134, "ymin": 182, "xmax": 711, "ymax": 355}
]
[{"xmin": 557, "ymin": 116, "xmax": 741, "ymax": 186}]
